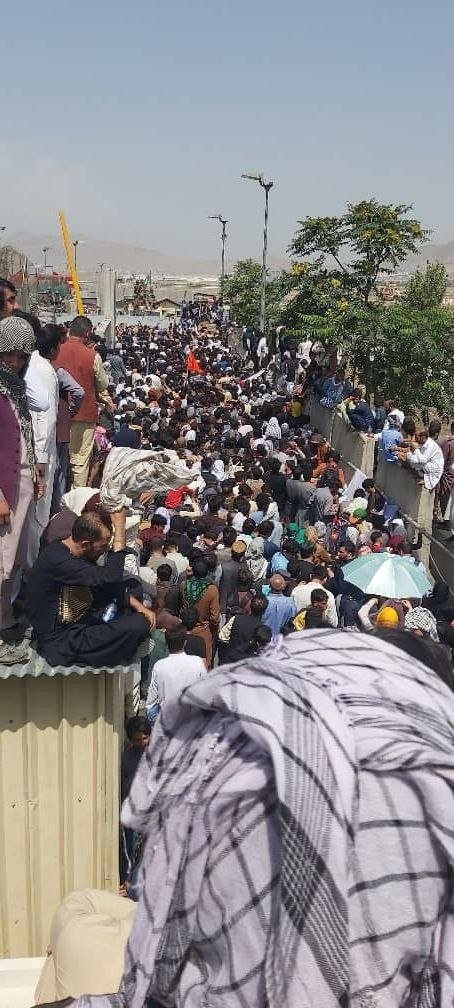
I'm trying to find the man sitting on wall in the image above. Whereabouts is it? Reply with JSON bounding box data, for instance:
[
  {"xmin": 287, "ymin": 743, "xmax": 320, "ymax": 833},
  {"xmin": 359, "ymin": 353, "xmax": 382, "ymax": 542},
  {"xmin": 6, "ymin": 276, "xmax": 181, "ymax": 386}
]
[{"xmin": 341, "ymin": 389, "xmax": 375, "ymax": 432}]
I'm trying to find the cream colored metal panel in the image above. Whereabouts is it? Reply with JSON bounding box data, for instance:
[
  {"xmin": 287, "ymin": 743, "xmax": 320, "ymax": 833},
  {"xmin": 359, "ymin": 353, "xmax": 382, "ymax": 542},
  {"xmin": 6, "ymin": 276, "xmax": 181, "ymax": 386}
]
[
  {"xmin": 24, "ymin": 677, "xmax": 64, "ymax": 956},
  {"xmin": 104, "ymin": 673, "xmax": 123, "ymax": 890},
  {"xmin": 0, "ymin": 672, "xmax": 125, "ymax": 958},
  {"xmin": 93, "ymin": 673, "xmax": 106, "ymax": 887},
  {"xmin": 64, "ymin": 674, "xmax": 96, "ymax": 888},
  {"xmin": 0, "ymin": 680, "xmax": 31, "ymax": 957}
]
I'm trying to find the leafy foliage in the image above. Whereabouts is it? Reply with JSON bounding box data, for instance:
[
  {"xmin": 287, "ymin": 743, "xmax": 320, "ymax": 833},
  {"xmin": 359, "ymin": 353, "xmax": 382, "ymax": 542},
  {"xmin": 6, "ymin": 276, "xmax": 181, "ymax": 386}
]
[
  {"xmin": 280, "ymin": 298, "xmax": 454, "ymax": 415},
  {"xmin": 226, "ymin": 201, "xmax": 453, "ymax": 415},
  {"xmin": 279, "ymin": 199, "xmax": 454, "ymax": 413},
  {"xmin": 402, "ymin": 261, "xmax": 448, "ymax": 310},
  {"xmin": 343, "ymin": 304, "xmax": 454, "ymax": 416},
  {"xmin": 288, "ymin": 199, "xmax": 428, "ymax": 306},
  {"xmin": 279, "ymin": 262, "xmax": 358, "ymax": 324},
  {"xmin": 223, "ymin": 259, "xmax": 282, "ymax": 329}
]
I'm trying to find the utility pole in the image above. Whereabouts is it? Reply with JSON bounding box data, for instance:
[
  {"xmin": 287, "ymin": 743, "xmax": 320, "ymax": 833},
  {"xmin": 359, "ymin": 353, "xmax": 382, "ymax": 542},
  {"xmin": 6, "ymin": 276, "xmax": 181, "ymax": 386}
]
[
  {"xmin": 241, "ymin": 173, "xmax": 274, "ymax": 333},
  {"xmin": 208, "ymin": 214, "xmax": 228, "ymax": 299},
  {"xmin": 42, "ymin": 246, "xmax": 50, "ymax": 281},
  {"xmin": 0, "ymin": 227, "xmax": 7, "ymax": 277}
]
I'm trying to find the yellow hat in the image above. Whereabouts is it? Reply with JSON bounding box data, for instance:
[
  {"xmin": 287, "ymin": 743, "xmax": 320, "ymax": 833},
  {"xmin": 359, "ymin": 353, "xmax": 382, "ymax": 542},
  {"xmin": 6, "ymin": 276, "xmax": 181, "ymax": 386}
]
[{"xmin": 376, "ymin": 606, "xmax": 399, "ymax": 627}]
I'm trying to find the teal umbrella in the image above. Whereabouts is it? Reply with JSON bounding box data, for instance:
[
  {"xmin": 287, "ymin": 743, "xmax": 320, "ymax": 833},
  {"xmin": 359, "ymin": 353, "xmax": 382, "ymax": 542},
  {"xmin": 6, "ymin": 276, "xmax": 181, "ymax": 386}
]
[{"xmin": 342, "ymin": 554, "xmax": 431, "ymax": 599}]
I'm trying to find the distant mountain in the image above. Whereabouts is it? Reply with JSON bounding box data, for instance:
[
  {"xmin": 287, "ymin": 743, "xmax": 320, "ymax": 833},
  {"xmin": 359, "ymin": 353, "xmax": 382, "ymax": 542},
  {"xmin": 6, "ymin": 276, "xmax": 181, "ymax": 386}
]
[
  {"xmin": 404, "ymin": 240, "xmax": 454, "ymax": 277},
  {"xmin": 11, "ymin": 228, "xmax": 453, "ymax": 279},
  {"xmin": 7, "ymin": 231, "xmax": 288, "ymax": 277}
]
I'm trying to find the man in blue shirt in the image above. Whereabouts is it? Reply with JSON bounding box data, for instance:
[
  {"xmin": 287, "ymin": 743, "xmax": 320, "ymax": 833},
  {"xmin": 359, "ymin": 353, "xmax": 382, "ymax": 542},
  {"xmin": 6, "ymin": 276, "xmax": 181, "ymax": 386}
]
[
  {"xmin": 262, "ymin": 574, "xmax": 296, "ymax": 637},
  {"xmin": 378, "ymin": 417, "xmax": 402, "ymax": 462}
]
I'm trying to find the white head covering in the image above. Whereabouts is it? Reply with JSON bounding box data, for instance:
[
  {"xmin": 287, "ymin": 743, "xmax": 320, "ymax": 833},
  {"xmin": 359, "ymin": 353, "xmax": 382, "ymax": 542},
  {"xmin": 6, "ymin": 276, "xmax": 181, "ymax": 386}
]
[
  {"xmin": 62, "ymin": 488, "xmax": 98, "ymax": 515},
  {"xmin": 211, "ymin": 459, "xmax": 225, "ymax": 482},
  {"xmin": 404, "ymin": 607, "xmax": 439, "ymax": 641},
  {"xmin": 0, "ymin": 315, "xmax": 35, "ymax": 354},
  {"xmin": 265, "ymin": 500, "xmax": 280, "ymax": 522},
  {"xmin": 263, "ymin": 417, "xmax": 281, "ymax": 441}
]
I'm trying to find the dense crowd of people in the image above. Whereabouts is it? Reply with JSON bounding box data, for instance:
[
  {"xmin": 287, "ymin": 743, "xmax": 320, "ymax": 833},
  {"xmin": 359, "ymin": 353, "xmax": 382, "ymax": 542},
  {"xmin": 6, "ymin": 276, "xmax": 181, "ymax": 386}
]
[
  {"xmin": 0, "ymin": 277, "xmax": 452, "ymax": 675},
  {"xmin": 2, "ymin": 273, "xmax": 454, "ymax": 1007}
]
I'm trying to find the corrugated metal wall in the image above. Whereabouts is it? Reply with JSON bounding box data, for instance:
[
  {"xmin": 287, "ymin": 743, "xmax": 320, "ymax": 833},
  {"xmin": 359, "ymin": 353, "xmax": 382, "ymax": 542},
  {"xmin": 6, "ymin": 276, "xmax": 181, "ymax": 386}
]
[{"xmin": 0, "ymin": 672, "xmax": 123, "ymax": 957}]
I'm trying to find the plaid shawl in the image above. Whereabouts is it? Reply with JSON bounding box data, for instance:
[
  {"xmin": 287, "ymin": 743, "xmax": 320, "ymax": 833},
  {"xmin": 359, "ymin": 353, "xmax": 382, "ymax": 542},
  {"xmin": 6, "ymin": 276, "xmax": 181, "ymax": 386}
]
[
  {"xmin": 0, "ymin": 362, "xmax": 36, "ymax": 478},
  {"xmin": 75, "ymin": 631, "xmax": 454, "ymax": 1008}
]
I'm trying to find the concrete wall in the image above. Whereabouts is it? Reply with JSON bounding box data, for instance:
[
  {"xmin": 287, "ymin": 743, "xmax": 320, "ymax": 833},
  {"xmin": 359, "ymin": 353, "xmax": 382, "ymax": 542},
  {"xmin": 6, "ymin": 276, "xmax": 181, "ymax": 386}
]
[
  {"xmin": 309, "ymin": 399, "xmax": 375, "ymax": 479},
  {"xmin": 375, "ymin": 457, "xmax": 435, "ymax": 567},
  {"xmin": 0, "ymin": 671, "xmax": 124, "ymax": 957},
  {"xmin": 308, "ymin": 398, "xmax": 335, "ymax": 443},
  {"xmin": 99, "ymin": 268, "xmax": 117, "ymax": 349},
  {"xmin": 309, "ymin": 398, "xmax": 439, "ymax": 573},
  {"xmin": 429, "ymin": 537, "xmax": 454, "ymax": 589}
]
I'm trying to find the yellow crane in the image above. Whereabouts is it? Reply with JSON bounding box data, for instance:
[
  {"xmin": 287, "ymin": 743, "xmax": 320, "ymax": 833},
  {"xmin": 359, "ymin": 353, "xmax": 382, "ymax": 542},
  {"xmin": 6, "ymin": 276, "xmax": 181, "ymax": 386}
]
[{"xmin": 58, "ymin": 210, "xmax": 84, "ymax": 315}]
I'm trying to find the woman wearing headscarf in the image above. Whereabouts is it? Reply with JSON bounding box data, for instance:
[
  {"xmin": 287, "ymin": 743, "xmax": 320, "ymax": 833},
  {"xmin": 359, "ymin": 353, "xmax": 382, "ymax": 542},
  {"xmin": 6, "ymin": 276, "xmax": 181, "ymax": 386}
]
[
  {"xmin": 286, "ymin": 522, "xmax": 306, "ymax": 547},
  {"xmin": 211, "ymin": 457, "xmax": 226, "ymax": 482},
  {"xmin": 181, "ymin": 557, "xmax": 220, "ymax": 668},
  {"xmin": 262, "ymin": 498, "xmax": 283, "ymax": 546},
  {"xmin": 245, "ymin": 537, "xmax": 268, "ymax": 584},
  {"xmin": 263, "ymin": 416, "xmax": 281, "ymax": 443}
]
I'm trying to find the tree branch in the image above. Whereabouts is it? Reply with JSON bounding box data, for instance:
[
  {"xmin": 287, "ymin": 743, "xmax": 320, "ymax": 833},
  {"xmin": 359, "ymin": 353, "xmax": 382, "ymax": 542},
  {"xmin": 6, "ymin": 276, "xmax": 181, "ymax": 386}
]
[{"xmin": 330, "ymin": 253, "xmax": 350, "ymax": 276}]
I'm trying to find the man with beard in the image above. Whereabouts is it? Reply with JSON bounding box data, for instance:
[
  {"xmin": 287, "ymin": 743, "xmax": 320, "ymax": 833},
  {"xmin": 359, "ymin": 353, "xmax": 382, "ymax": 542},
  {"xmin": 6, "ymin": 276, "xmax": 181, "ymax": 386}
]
[{"xmin": 0, "ymin": 276, "xmax": 19, "ymax": 319}]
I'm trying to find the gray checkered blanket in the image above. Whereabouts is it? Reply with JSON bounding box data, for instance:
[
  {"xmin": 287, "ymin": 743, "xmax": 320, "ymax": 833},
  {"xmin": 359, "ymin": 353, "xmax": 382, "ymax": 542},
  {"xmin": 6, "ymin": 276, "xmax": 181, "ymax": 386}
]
[{"xmin": 76, "ymin": 630, "xmax": 454, "ymax": 1008}]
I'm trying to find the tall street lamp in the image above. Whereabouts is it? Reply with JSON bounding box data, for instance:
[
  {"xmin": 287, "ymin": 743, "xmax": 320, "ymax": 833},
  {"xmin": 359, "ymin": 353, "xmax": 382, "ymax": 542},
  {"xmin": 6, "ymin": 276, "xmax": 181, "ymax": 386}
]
[
  {"xmin": 208, "ymin": 214, "xmax": 228, "ymax": 298},
  {"xmin": 241, "ymin": 172, "xmax": 274, "ymax": 333},
  {"xmin": 0, "ymin": 227, "xmax": 6, "ymax": 271},
  {"xmin": 73, "ymin": 240, "xmax": 80, "ymax": 270}
]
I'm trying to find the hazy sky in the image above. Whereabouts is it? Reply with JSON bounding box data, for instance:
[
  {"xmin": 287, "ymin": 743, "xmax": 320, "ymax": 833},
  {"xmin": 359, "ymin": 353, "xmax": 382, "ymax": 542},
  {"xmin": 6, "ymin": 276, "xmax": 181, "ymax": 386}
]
[{"xmin": 2, "ymin": 0, "xmax": 454, "ymax": 261}]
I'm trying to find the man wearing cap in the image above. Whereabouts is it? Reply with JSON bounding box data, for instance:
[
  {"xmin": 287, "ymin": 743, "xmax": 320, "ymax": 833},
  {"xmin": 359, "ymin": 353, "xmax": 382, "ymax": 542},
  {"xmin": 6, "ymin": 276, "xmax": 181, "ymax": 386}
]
[{"xmin": 0, "ymin": 316, "xmax": 41, "ymax": 659}]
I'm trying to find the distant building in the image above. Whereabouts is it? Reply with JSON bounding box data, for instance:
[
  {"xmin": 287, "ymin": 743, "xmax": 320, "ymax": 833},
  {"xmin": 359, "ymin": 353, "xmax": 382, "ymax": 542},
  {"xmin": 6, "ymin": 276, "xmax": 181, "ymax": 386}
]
[
  {"xmin": 376, "ymin": 281, "xmax": 404, "ymax": 302},
  {"xmin": 154, "ymin": 297, "xmax": 181, "ymax": 317}
]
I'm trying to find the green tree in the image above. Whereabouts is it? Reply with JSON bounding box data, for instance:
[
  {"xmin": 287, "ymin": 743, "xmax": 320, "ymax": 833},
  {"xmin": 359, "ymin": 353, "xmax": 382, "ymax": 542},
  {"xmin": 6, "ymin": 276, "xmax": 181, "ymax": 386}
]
[
  {"xmin": 277, "ymin": 199, "xmax": 453, "ymax": 415},
  {"xmin": 345, "ymin": 303, "xmax": 454, "ymax": 415},
  {"xmin": 223, "ymin": 259, "xmax": 282, "ymax": 329},
  {"xmin": 288, "ymin": 199, "xmax": 428, "ymax": 307},
  {"xmin": 403, "ymin": 261, "xmax": 448, "ymax": 310}
]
